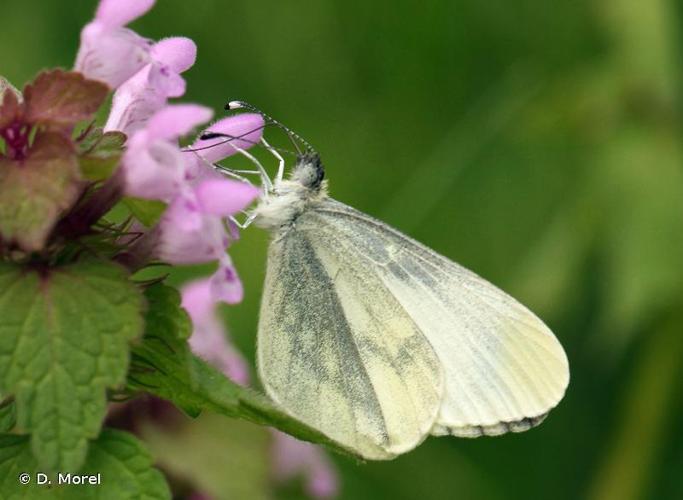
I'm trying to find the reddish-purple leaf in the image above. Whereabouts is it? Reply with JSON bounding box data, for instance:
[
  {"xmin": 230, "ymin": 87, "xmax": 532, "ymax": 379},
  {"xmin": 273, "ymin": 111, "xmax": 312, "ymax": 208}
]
[
  {"xmin": 0, "ymin": 86, "xmax": 22, "ymax": 130},
  {"xmin": 23, "ymin": 70, "xmax": 109, "ymax": 127},
  {"xmin": 0, "ymin": 132, "xmax": 81, "ymax": 251}
]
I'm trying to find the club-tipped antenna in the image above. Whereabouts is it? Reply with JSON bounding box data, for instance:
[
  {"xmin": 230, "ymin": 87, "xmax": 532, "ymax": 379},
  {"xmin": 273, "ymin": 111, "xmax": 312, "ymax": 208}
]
[{"xmin": 226, "ymin": 100, "xmax": 316, "ymax": 156}]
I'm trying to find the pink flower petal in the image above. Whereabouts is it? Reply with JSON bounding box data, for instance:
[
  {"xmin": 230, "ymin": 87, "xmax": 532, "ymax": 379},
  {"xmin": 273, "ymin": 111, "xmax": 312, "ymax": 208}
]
[
  {"xmin": 227, "ymin": 219, "xmax": 241, "ymax": 241},
  {"xmin": 104, "ymin": 40, "xmax": 195, "ymax": 135},
  {"xmin": 151, "ymin": 37, "xmax": 197, "ymax": 73},
  {"xmin": 148, "ymin": 66, "xmax": 186, "ymax": 98},
  {"xmin": 210, "ymin": 257, "xmax": 244, "ymax": 304},
  {"xmin": 123, "ymin": 134, "xmax": 186, "ymax": 199},
  {"xmin": 195, "ymin": 178, "xmax": 261, "ymax": 216},
  {"xmin": 95, "ymin": 0, "xmax": 155, "ymax": 27},
  {"xmin": 163, "ymin": 190, "xmax": 204, "ymax": 231},
  {"xmin": 147, "ymin": 104, "xmax": 213, "ymax": 141},
  {"xmin": 182, "ymin": 277, "xmax": 251, "ymax": 385},
  {"xmin": 194, "ymin": 114, "xmax": 266, "ymax": 163},
  {"xmin": 181, "ymin": 279, "xmax": 214, "ymax": 319},
  {"xmin": 187, "ymin": 314, "xmax": 251, "ymax": 385},
  {"xmin": 182, "ymin": 153, "xmax": 216, "ymax": 183},
  {"xmin": 104, "ymin": 65, "xmax": 165, "ymax": 134},
  {"xmin": 272, "ymin": 431, "xmax": 339, "ymax": 499},
  {"xmin": 307, "ymin": 459, "xmax": 339, "ymax": 498},
  {"xmin": 216, "ymin": 342, "xmax": 251, "ymax": 386},
  {"xmin": 75, "ymin": 23, "xmax": 152, "ymax": 88},
  {"xmin": 156, "ymin": 205, "xmax": 226, "ymax": 264}
]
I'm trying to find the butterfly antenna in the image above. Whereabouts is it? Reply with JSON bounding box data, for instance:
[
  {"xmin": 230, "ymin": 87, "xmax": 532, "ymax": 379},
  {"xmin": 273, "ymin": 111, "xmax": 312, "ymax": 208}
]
[{"xmin": 226, "ymin": 101, "xmax": 317, "ymax": 156}]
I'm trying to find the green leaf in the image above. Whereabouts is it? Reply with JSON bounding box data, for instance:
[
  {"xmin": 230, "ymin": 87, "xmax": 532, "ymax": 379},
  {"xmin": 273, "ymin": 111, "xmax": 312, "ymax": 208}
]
[
  {"xmin": 0, "ymin": 132, "xmax": 81, "ymax": 251},
  {"xmin": 144, "ymin": 283, "xmax": 192, "ymax": 342},
  {"xmin": 76, "ymin": 126, "xmax": 104, "ymax": 153},
  {"xmin": 127, "ymin": 284, "xmax": 354, "ymax": 458},
  {"xmin": 0, "ymin": 398, "xmax": 15, "ymax": 432},
  {"xmin": 122, "ymin": 198, "xmax": 167, "ymax": 227},
  {"xmin": 0, "ymin": 434, "xmax": 33, "ymax": 498},
  {"xmin": 23, "ymin": 70, "xmax": 109, "ymax": 128},
  {"xmin": 0, "ymin": 260, "xmax": 145, "ymax": 471},
  {"xmin": 0, "ymin": 430, "xmax": 171, "ymax": 499},
  {"xmin": 79, "ymin": 153, "xmax": 121, "ymax": 182},
  {"xmin": 78, "ymin": 129, "xmax": 126, "ymax": 181},
  {"xmin": 78, "ymin": 128, "xmax": 126, "ymax": 155},
  {"xmin": 92, "ymin": 131, "xmax": 126, "ymax": 152},
  {"xmin": 128, "ymin": 283, "xmax": 201, "ymax": 417},
  {"xmin": 72, "ymin": 429, "xmax": 171, "ymax": 499}
]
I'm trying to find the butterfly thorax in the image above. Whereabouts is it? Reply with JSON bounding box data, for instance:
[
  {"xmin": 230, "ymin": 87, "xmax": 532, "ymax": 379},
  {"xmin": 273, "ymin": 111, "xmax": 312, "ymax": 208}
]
[{"xmin": 253, "ymin": 153, "xmax": 329, "ymax": 232}]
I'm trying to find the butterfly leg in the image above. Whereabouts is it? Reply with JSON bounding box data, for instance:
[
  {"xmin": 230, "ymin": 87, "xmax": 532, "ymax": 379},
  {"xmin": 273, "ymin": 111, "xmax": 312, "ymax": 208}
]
[
  {"xmin": 229, "ymin": 211, "xmax": 257, "ymax": 229},
  {"xmin": 210, "ymin": 163, "xmax": 259, "ymax": 185},
  {"xmin": 226, "ymin": 144, "xmax": 274, "ymax": 195},
  {"xmin": 260, "ymin": 137, "xmax": 286, "ymax": 183}
]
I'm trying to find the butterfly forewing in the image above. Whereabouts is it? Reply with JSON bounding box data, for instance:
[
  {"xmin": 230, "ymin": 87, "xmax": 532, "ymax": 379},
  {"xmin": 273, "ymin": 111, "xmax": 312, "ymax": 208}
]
[{"xmin": 257, "ymin": 219, "xmax": 444, "ymax": 459}]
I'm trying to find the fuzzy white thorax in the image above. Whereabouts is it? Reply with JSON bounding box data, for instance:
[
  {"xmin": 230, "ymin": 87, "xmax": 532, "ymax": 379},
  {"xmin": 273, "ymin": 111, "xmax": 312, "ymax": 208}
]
[{"xmin": 253, "ymin": 158, "xmax": 328, "ymax": 232}]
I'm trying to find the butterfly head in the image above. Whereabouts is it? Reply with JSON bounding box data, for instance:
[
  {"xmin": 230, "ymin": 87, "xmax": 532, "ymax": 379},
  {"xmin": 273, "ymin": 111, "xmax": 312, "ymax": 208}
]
[{"xmin": 291, "ymin": 151, "xmax": 325, "ymax": 191}]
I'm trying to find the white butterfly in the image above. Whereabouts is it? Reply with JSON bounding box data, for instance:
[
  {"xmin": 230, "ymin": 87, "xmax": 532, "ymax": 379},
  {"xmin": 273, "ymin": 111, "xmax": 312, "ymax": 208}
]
[{"xmin": 212, "ymin": 103, "xmax": 569, "ymax": 460}]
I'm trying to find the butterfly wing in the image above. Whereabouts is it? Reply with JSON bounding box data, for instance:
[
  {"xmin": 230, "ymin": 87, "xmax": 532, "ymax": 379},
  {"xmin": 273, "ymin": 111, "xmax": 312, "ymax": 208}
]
[
  {"xmin": 309, "ymin": 199, "xmax": 570, "ymax": 438},
  {"xmin": 257, "ymin": 217, "xmax": 444, "ymax": 459}
]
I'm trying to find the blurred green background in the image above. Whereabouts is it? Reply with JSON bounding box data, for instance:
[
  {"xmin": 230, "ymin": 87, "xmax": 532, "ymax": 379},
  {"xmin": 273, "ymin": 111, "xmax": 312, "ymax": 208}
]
[{"xmin": 2, "ymin": 0, "xmax": 683, "ymax": 499}]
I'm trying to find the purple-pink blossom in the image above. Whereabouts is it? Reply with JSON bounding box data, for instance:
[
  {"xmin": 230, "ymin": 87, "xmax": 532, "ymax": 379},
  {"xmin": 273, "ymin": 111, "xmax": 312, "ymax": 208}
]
[
  {"xmin": 182, "ymin": 278, "xmax": 251, "ymax": 385},
  {"xmin": 155, "ymin": 180, "xmax": 258, "ymax": 265},
  {"xmin": 118, "ymin": 107, "xmax": 263, "ymax": 306},
  {"xmin": 150, "ymin": 113, "xmax": 263, "ymax": 266},
  {"xmin": 272, "ymin": 431, "xmax": 339, "ymax": 498},
  {"xmin": 185, "ymin": 113, "xmax": 266, "ymax": 182},
  {"xmin": 121, "ymin": 104, "xmax": 213, "ymax": 200},
  {"xmin": 78, "ymin": 0, "xmax": 262, "ymax": 301},
  {"xmin": 105, "ymin": 37, "xmax": 197, "ymax": 135},
  {"xmin": 74, "ymin": 0, "xmax": 156, "ymax": 88}
]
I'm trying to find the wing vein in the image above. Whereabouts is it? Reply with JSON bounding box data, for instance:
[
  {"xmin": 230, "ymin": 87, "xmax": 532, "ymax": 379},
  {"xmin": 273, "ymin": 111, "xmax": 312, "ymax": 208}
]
[{"xmin": 390, "ymin": 249, "xmax": 531, "ymax": 420}]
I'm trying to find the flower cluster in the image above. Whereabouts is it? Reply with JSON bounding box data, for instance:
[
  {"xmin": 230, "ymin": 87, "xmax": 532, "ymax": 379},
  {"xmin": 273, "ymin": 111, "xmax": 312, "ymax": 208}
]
[
  {"xmin": 0, "ymin": 0, "xmax": 338, "ymax": 497},
  {"xmin": 1, "ymin": 0, "xmax": 339, "ymax": 497},
  {"xmin": 72, "ymin": 0, "xmax": 268, "ymax": 305}
]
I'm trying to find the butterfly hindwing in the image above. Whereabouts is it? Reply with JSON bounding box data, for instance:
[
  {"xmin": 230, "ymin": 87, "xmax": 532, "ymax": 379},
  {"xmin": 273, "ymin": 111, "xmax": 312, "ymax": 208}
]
[{"xmin": 311, "ymin": 199, "xmax": 570, "ymax": 438}]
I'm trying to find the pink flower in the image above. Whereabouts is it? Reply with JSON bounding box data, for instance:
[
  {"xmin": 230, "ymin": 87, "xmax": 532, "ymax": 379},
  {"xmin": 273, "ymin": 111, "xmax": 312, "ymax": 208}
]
[
  {"xmin": 210, "ymin": 255, "xmax": 245, "ymax": 304},
  {"xmin": 155, "ymin": 178, "xmax": 259, "ymax": 264},
  {"xmin": 122, "ymin": 104, "xmax": 213, "ymax": 200},
  {"xmin": 74, "ymin": 0, "xmax": 156, "ymax": 88},
  {"xmin": 152, "ymin": 113, "xmax": 262, "ymax": 264},
  {"xmin": 105, "ymin": 37, "xmax": 197, "ymax": 135},
  {"xmin": 185, "ymin": 113, "xmax": 266, "ymax": 182},
  {"xmin": 182, "ymin": 278, "xmax": 251, "ymax": 385},
  {"xmin": 272, "ymin": 431, "xmax": 339, "ymax": 498}
]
